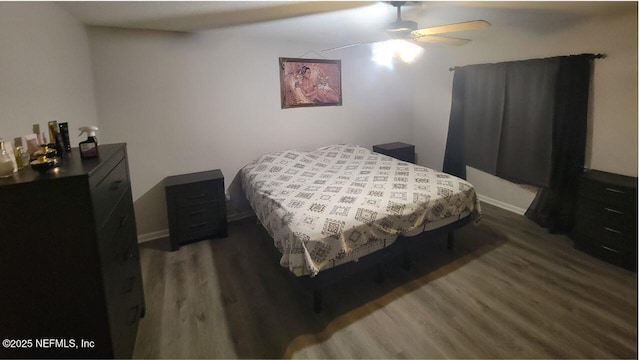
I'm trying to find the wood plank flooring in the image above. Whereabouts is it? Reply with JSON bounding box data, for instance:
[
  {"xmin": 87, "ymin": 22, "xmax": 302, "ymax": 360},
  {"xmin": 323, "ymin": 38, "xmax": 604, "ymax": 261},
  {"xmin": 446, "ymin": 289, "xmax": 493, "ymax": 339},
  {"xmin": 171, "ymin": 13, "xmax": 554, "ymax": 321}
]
[{"xmin": 133, "ymin": 202, "xmax": 637, "ymax": 359}]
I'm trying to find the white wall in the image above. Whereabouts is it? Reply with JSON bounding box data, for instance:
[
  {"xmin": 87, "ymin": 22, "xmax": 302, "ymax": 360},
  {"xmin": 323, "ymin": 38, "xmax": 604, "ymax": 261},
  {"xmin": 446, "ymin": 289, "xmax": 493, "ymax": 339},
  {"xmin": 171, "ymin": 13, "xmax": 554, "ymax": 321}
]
[
  {"xmin": 88, "ymin": 27, "xmax": 416, "ymax": 236},
  {"xmin": 411, "ymin": 8, "xmax": 638, "ymax": 212},
  {"xmin": 0, "ymin": 2, "xmax": 98, "ymax": 147}
]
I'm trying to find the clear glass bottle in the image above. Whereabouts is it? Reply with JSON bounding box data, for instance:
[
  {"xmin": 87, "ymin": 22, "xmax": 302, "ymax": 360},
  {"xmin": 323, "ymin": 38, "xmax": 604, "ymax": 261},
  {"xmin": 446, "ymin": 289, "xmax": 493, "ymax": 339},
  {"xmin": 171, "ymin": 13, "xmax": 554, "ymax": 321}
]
[
  {"xmin": 0, "ymin": 140, "xmax": 16, "ymax": 178},
  {"xmin": 14, "ymin": 146, "xmax": 29, "ymax": 169}
]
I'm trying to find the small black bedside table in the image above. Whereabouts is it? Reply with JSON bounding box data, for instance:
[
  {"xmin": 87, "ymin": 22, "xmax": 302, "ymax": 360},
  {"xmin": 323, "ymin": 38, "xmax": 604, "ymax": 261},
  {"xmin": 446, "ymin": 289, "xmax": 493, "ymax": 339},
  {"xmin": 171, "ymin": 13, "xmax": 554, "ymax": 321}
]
[
  {"xmin": 165, "ymin": 169, "xmax": 228, "ymax": 251},
  {"xmin": 373, "ymin": 142, "xmax": 415, "ymax": 163}
]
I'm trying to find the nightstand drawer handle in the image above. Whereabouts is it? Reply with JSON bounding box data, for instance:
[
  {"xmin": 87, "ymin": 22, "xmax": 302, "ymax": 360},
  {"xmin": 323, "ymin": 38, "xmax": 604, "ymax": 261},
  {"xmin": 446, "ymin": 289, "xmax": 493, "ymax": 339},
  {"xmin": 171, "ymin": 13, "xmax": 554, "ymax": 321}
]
[
  {"xmin": 189, "ymin": 208, "xmax": 207, "ymax": 216},
  {"xmin": 605, "ymin": 187, "xmax": 625, "ymax": 194},
  {"xmin": 603, "ymin": 227, "xmax": 622, "ymax": 235},
  {"xmin": 188, "ymin": 193, "xmax": 206, "ymax": 199},
  {"xmin": 190, "ymin": 222, "xmax": 207, "ymax": 229},
  {"xmin": 604, "ymin": 207, "xmax": 624, "ymax": 215},
  {"xmin": 601, "ymin": 245, "xmax": 621, "ymax": 254}
]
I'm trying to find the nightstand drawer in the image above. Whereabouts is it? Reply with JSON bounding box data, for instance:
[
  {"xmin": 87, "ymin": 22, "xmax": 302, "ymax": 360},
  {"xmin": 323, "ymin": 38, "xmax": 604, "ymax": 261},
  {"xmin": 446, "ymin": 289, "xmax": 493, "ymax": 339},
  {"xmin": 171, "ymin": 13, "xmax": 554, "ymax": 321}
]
[
  {"xmin": 174, "ymin": 180, "xmax": 220, "ymax": 207},
  {"xmin": 176, "ymin": 202, "xmax": 220, "ymax": 241}
]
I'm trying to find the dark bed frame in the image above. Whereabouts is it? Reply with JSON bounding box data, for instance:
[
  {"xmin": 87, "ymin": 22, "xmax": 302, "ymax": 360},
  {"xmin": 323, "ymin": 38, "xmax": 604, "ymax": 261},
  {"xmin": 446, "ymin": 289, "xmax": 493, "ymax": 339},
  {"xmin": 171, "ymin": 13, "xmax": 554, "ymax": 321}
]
[{"xmin": 264, "ymin": 215, "xmax": 473, "ymax": 313}]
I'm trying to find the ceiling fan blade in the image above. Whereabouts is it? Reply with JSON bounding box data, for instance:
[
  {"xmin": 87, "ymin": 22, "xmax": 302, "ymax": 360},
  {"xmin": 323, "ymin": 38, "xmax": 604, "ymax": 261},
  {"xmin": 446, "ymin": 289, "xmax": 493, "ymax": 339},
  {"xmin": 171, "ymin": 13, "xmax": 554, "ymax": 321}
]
[
  {"xmin": 411, "ymin": 20, "xmax": 490, "ymax": 37},
  {"xmin": 413, "ymin": 35, "xmax": 471, "ymax": 46}
]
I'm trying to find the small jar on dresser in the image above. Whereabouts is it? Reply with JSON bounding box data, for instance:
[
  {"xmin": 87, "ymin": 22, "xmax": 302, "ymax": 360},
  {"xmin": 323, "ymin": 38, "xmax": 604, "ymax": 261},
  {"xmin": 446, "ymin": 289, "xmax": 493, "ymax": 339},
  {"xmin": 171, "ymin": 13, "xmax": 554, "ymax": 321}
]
[
  {"xmin": 165, "ymin": 169, "xmax": 228, "ymax": 251},
  {"xmin": 572, "ymin": 170, "xmax": 637, "ymax": 271}
]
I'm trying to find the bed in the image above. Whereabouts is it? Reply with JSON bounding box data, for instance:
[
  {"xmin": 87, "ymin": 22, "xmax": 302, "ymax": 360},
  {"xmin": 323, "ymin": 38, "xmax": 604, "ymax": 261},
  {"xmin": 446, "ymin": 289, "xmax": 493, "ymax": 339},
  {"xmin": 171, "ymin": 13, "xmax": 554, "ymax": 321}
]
[{"xmin": 241, "ymin": 144, "xmax": 481, "ymax": 310}]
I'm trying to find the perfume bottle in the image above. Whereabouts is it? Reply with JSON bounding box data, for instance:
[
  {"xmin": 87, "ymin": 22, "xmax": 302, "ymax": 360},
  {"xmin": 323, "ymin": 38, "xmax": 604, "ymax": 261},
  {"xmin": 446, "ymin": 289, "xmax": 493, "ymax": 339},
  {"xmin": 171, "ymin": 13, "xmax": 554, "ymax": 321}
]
[{"xmin": 0, "ymin": 141, "xmax": 16, "ymax": 178}]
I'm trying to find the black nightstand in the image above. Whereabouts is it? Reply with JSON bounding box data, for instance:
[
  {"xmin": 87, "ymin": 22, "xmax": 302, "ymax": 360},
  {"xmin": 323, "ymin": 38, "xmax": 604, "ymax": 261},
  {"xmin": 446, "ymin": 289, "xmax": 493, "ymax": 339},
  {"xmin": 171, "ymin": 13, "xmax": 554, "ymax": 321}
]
[
  {"xmin": 373, "ymin": 142, "xmax": 415, "ymax": 163},
  {"xmin": 572, "ymin": 170, "xmax": 637, "ymax": 271},
  {"xmin": 165, "ymin": 169, "xmax": 228, "ymax": 251}
]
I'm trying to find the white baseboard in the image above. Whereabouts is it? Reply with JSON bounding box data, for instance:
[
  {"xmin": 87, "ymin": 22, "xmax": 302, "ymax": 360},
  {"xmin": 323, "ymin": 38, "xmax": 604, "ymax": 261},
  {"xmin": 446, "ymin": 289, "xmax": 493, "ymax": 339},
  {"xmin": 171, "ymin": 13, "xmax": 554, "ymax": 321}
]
[
  {"xmin": 478, "ymin": 194, "xmax": 527, "ymax": 215},
  {"xmin": 136, "ymin": 210, "xmax": 254, "ymax": 243},
  {"xmin": 137, "ymin": 229, "xmax": 169, "ymax": 243}
]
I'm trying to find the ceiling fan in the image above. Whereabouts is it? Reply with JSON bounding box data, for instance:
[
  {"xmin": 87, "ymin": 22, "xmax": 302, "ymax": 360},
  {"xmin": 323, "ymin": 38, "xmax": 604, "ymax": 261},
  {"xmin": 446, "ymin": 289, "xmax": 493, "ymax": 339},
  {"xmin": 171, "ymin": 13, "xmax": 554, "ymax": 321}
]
[{"xmin": 323, "ymin": 1, "xmax": 490, "ymax": 52}]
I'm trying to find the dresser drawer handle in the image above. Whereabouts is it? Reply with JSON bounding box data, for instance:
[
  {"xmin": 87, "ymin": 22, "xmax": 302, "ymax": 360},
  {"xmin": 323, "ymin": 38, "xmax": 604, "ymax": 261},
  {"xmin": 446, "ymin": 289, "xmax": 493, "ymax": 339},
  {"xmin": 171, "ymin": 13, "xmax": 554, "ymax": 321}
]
[
  {"xmin": 110, "ymin": 180, "xmax": 124, "ymax": 190},
  {"xmin": 604, "ymin": 207, "xmax": 624, "ymax": 215},
  {"xmin": 187, "ymin": 193, "xmax": 206, "ymax": 200},
  {"xmin": 601, "ymin": 245, "xmax": 621, "ymax": 254},
  {"xmin": 119, "ymin": 214, "xmax": 129, "ymax": 229},
  {"xmin": 605, "ymin": 187, "xmax": 625, "ymax": 194},
  {"xmin": 189, "ymin": 208, "xmax": 207, "ymax": 216},
  {"xmin": 603, "ymin": 227, "xmax": 622, "ymax": 235},
  {"xmin": 190, "ymin": 222, "xmax": 207, "ymax": 229}
]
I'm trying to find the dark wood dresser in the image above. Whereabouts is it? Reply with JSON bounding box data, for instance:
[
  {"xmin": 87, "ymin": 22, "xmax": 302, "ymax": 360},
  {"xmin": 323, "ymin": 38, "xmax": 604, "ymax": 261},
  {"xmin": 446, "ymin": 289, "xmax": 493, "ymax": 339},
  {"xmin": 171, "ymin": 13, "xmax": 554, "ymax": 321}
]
[
  {"xmin": 373, "ymin": 142, "xmax": 415, "ymax": 163},
  {"xmin": 165, "ymin": 169, "xmax": 227, "ymax": 251},
  {"xmin": 573, "ymin": 170, "xmax": 637, "ymax": 271},
  {"xmin": 0, "ymin": 143, "xmax": 144, "ymax": 358}
]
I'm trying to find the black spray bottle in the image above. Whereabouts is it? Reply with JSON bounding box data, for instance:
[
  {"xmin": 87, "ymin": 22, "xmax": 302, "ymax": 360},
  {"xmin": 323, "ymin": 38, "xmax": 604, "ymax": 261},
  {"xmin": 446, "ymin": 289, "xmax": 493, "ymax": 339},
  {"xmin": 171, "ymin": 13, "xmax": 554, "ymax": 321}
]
[{"xmin": 79, "ymin": 126, "xmax": 99, "ymax": 158}]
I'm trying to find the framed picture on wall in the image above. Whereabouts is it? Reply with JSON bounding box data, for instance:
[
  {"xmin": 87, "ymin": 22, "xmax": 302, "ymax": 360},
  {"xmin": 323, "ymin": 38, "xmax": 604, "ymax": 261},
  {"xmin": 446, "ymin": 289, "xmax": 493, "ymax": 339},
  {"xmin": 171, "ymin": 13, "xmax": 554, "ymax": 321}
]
[{"xmin": 279, "ymin": 57, "xmax": 342, "ymax": 109}]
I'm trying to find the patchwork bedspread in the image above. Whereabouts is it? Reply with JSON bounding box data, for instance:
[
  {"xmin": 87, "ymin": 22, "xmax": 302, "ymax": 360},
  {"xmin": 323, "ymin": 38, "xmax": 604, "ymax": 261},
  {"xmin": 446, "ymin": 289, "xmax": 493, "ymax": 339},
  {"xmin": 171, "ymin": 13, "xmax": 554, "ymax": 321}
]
[{"xmin": 241, "ymin": 144, "xmax": 481, "ymax": 277}]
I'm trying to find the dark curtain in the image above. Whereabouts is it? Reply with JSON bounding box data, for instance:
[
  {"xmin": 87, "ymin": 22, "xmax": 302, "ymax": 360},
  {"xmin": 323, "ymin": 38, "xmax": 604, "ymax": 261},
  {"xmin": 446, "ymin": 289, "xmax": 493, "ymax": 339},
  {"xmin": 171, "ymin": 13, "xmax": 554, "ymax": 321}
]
[
  {"xmin": 442, "ymin": 67, "xmax": 468, "ymax": 179},
  {"xmin": 499, "ymin": 59, "xmax": 559, "ymax": 187},
  {"xmin": 525, "ymin": 55, "xmax": 591, "ymax": 232},
  {"xmin": 443, "ymin": 54, "xmax": 593, "ymax": 233}
]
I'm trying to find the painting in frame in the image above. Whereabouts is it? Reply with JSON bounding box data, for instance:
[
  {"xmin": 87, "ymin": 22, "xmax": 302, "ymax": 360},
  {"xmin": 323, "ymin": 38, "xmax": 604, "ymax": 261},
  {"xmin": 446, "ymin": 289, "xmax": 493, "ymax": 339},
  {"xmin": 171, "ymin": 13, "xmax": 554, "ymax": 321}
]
[{"xmin": 279, "ymin": 57, "xmax": 342, "ymax": 109}]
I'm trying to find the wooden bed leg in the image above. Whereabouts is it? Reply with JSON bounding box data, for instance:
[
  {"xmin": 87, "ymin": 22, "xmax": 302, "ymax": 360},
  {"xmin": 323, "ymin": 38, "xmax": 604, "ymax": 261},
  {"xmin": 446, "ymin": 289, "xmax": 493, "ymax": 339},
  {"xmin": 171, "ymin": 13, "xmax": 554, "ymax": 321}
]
[
  {"xmin": 375, "ymin": 263, "xmax": 385, "ymax": 284},
  {"xmin": 403, "ymin": 248, "xmax": 412, "ymax": 271},
  {"xmin": 447, "ymin": 232, "xmax": 454, "ymax": 250},
  {"xmin": 313, "ymin": 288, "xmax": 322, "ymax": 314}
]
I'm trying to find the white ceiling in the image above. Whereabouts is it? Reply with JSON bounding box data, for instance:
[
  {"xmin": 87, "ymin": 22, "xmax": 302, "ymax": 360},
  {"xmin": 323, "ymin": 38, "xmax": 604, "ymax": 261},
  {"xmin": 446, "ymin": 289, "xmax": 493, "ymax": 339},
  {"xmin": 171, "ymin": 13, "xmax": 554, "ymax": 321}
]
[{"xmin": 58, "ymin": 1, "xmax": 637, "ymax": 47}]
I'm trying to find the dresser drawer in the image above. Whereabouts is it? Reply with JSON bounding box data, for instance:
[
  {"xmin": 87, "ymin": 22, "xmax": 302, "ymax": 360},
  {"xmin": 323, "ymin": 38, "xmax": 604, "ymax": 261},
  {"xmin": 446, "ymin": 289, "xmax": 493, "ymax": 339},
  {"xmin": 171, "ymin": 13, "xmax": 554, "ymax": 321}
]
[
  {"xmin": 93, "ymin": 158, "xmax": 130, "ymax": 227},
  {"xmin": 579, "ymin": 177, "xmax": 636, "ymax": 210},
  {"xmin": 576, "ymin": 197, "xmax": 636, "ymax": 233},
  {"xmin": 98, "ymin": 195, "xmax": 138, "ymax": 292},
  {"xmin": 574, "ymin": 234, "xmax": 632, "ymax": 269},
  {"xmin": 574, "ymin": 215, "xmax": 634, "ymax": 250},
  {"xmin": 98, "ymin": 188, "xmax": 134, "ymax": 241},
  {"xmin": 173, "ymin": 180, "xmax": 220, "ymax": 207}
]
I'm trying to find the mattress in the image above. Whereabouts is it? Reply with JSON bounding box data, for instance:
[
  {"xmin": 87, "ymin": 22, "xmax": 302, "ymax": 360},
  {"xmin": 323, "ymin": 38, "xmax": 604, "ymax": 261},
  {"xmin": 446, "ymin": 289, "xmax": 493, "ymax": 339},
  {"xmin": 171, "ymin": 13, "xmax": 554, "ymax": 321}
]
[{"xmin": 241, "ymin": 144, "xmax": 481, "ymax": 277}]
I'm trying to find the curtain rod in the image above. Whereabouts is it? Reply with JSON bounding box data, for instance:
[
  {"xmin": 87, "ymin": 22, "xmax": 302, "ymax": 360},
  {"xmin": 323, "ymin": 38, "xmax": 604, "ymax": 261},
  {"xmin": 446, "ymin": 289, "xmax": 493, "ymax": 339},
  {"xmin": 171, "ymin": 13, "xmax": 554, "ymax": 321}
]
[{"xmin": 448, "ymin": 53, "xmax": 607, "ymax": 72}]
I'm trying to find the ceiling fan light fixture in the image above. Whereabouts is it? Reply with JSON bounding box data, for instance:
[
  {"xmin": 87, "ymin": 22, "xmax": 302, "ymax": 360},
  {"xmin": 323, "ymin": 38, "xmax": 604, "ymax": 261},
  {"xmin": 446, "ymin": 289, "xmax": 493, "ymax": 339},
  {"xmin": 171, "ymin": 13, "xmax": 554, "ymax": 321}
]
[
  {"xmin": 397, "ymin": 41, "xmax": 423, "ymax": 63},
  {"xmin": 372, "ymin": 40, "xmax": 423, "ymax": 68},
  {"xmin": 386, "ymin": 20, "xmax": 418, "ymax": 33}
]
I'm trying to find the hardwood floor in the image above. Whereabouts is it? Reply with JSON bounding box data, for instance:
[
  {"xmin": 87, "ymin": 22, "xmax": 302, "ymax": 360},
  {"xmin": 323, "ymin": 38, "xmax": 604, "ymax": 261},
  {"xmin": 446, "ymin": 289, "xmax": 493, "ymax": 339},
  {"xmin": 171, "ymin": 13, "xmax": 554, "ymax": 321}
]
[{"xmin": 133, "ymin": 203, "xmax": 637, "ymax": 359}]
